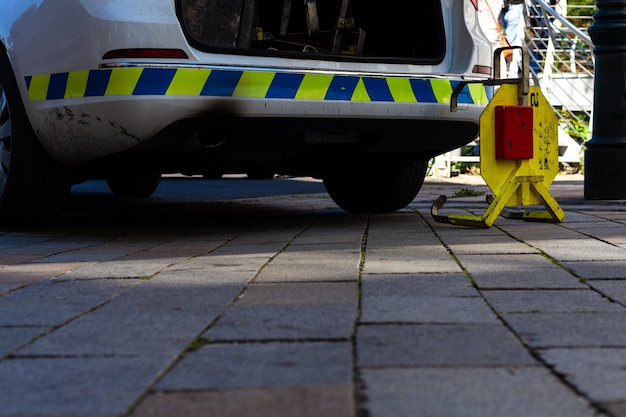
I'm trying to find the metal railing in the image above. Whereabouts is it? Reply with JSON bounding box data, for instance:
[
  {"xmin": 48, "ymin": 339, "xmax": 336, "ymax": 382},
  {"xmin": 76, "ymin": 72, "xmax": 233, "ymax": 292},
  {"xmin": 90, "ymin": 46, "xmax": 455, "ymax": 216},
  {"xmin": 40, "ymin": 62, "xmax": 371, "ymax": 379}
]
[{"xmin": 526, "ymin": 0, "xmax": 595, "ymax": 144}]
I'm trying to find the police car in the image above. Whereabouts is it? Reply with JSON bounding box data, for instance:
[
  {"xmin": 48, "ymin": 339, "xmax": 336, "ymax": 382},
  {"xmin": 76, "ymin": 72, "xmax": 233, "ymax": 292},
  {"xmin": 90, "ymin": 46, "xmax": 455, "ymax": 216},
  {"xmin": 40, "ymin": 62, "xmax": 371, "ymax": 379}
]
[{"xmin": 0, "ymin": 0, "xmax": 493, "ymax": 226}]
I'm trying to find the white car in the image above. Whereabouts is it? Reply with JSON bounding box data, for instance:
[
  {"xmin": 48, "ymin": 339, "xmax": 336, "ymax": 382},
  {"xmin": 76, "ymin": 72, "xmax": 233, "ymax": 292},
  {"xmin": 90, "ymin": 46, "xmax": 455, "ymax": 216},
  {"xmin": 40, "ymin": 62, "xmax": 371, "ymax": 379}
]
[{"xmin": 0, "ymin": 0, "xmax": 493, "ymax": 225}]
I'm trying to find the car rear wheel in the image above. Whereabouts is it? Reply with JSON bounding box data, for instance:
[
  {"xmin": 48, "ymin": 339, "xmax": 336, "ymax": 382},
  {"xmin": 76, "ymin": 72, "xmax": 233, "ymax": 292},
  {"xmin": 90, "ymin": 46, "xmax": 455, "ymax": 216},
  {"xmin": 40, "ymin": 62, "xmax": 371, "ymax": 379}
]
[
  {"xmin": 0, "ymin": 53, "xmax": 70, "ymax": 226},
  {"xmin": 323, "ymin": 155, "xmax": 428, "ymax": 213},
  {"xmin": 106, "ymin": 173, "xmax": 161, "ymax": 198}
]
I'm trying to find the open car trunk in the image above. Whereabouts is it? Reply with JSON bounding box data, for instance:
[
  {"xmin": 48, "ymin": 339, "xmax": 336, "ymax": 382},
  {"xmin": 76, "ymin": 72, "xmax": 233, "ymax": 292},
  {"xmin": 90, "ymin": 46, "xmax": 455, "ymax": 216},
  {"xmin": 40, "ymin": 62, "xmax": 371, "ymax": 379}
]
[{"xmin": 178, "ymin": 0, "xmax": 446, "ymax": 63}]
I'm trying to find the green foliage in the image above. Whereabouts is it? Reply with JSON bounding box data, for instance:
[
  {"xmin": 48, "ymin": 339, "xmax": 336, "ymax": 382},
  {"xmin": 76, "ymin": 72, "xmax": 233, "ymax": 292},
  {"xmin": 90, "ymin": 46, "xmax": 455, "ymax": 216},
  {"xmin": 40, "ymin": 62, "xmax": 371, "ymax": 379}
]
[
  {"xmin": 453, "ymin": 162, "xmax": 481, "ymax": 175},
  {"xmin": 452, "ymin": 188, "xmax": 485, "ymax": 198},
  {"xmin": 556, "ymin": 109, "xmax": 591, "ymax": 144},
  {"xmin": 186, "ymin": 337, "xmax": 210, "ymax": 352},
  {"xmin": 566, "ymin": 0, "xmax": 597, "ymax": 28}
]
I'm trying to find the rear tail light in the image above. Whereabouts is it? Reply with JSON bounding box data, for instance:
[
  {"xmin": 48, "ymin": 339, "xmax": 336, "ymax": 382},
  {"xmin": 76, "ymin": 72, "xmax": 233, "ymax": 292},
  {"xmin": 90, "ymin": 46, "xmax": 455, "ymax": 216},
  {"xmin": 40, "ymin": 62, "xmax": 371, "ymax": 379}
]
[{"xmin": 102, "ymin": 49, "xmax": 189, "ymax": 60}]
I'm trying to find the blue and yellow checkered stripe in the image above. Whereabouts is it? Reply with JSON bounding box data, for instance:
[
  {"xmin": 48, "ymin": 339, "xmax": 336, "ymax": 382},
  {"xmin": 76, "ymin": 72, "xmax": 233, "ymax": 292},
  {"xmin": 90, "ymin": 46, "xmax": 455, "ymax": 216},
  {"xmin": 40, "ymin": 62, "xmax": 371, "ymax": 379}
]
[{"xmin": 25, "ymin": 67, "xmax": 490, "ymax": 104}]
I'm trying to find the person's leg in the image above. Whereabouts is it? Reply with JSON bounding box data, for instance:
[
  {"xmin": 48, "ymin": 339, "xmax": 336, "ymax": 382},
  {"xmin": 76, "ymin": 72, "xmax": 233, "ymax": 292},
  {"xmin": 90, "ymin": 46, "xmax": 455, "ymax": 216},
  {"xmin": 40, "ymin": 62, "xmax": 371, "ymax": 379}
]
[{"xmin": 503, "ymin": 3, "xmax": 524, "ymax": 76}]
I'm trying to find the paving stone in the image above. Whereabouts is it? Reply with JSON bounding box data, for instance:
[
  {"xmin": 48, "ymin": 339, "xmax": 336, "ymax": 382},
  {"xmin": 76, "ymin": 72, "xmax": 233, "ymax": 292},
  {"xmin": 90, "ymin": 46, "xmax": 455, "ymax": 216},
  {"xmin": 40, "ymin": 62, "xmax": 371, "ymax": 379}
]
[
  {"xmin": 3, "ymin": 175, "xmax": 626, "ymax": 417},
  {"xmin": 482, "ymin": 289, "xmax": 623, "ymax": 314},
  {"xmin": 500, "ymin": 234, "xmax": 626, "ymax": 262},
  {"xmin": 585, "ymin": 211, "xmax": 626, "ymax": 221},
  {"xmin": 565, "ymin": 216, "xmax": 626, "ymax": 226},
  {"xmin": 367, "ymin": 212, "xmax": 432, "ymax": 234},
  {"xmin": 18, "ymin": 272, "xmax": 245, "ymax": 356},
  {"xmin": 292, "ymin": 215, "xmax": 367, "ymax": 245},
  {"xmin": 470, "ymin": 267, "xmax": 586, "ymax": 289},
  {"xmin": 156, "ymin": 341, "xmax": 352, "ymax": 390},
  {"xmin": 601, "ymin": 401, "xmax": 626, "ymax": 417},
  {"xmin": 272, "ymin": 242, "xmax": 361, "ymax": 259},
  {"xmin": 609, "ymin": 241, "xmax": 626, "ymax": 250},
  {"xmin": 236, "ymin": 282, "xmax": 357, "ymax": 305},
  {"xmin": 539, "ymin": 348, "xmax": 626, "ymax": 403},
  {"xmin": 0, "ymin": 238, "xmax": 104, "ymax": 256},
  {"xmin": 163, "ymin": 251, "xmax": 270, "ymax": 278},
  {"xmin": 203, "ymin": 241, "xmax": 286, "ymax": 258},
  {"xmin": 133, "ymin": 239, "xmax": 226, "ymax": 256},
  {"xmin": 561, "ymin": 261, "xmax": 626, "ymax": 279},
  {"xmin": 359, "ymin": 367, "xmax": 599, "ymax": 417},
  {"xmin": 0, "ymin": 278, "xmax": 143, "ymax": 327},
  {"xmin": 364, "ymin": 239, "xmax": 441, "ymax": 257},
  {"xmin": 221, "ymin": 227, "xmax": 306, "ymax": 245},
  {"xmin": 498, "ymin": 223, "xmax": 585, "ymax": 241},
  {"xmin": 133, "ymin": 385, "xmax": 355, "ymax": 417},
  {"xmin": 503, "ymin": 312, "xmax": 626, "ymax": 348},
  {"xmin": 455, "ymin": 253, "xmax": 561, "ymax": 272},
  {"xmin": 428, "ymin": 222, "xmax": 506, "ymax": 237},
  {"xmin": 27, "ymin": 240, "xmax": 162, "ymax": 264},
  {"xmin": 60, "ymin": 238, "xmax": 255, "ymax": 280},
  {"xmin": 568, "ymin": 226, "xmax": 626, "ymax": 245},
  {"xmin": 366, "ymin": 226, "xmax": 445, "ymax": 247},
  {"xmin": 255, "ymin": 244, "xmax": 361, "ymax": 282},
  {"xmin": 363, "ymin": 245, "xmax": 460, "ymax": 274},
  {"xmin": 0, "ymin": 253, "xmax": 46, "ymax": 266},
  {"xmin": 362, "ymin": 257, "xmax": 462, "ymax": 274},
  {"xmin": 361, "ymin": 274, "xmax": 494, "ymax": 323},
  {"xmin": 587, "ymin": 280, "xmax": 626, "ymax": 306},
  {"xmin": 61, "ymin": 243, "xmax": 216, "ymax": 279},
  {"xmin": 256, "ymin": 260, "xmax": 359, "ymax": 282},
  {"xmin": 0, "ymin": 284, "xmax": 15, "ymax": 292},
  {"xmin": 361, "ymin": 296, "xmax": 499, "ymax": 324},
  {"xmin": 204, "ymin": 304, "xmax": 356, "ymax": 341},
  {"xmin": 0, "ymin": 234, "xmax": 56, "ymax": 250},
  {"xmin": 560, "ymin": 212, "xmax": 612, "ymax": 224},
  {"xmin": 0, "ymin": 263, "xmax": 88, "ymax": 288},
  {"xmin": 361, "ymin": 273, "xmax": 476, "ymax": 297},
  {"xmin": 0, "ymin": 356, "xmax": 161, "ymax": 417},
  {"xmin": 440, "ymin": 234, "xmax": 537, "ymax": 254},
  {"xmin": 61, "ymin": 260, "xmax": 173, "ymax": 279},
  {"xmin": 0, "ymin": 327, "xmax": 46, "ymax": 357},
  {"xmin": 357, "ymin": 324, "xmax": 535, "ymax": 367},
  {"xmin": 544, "ymin": 240, "xmax": 626, "ymax": 262},
  {"xmin": 365, "ymin": 229, "xmax": 444, "ymax": 247}
]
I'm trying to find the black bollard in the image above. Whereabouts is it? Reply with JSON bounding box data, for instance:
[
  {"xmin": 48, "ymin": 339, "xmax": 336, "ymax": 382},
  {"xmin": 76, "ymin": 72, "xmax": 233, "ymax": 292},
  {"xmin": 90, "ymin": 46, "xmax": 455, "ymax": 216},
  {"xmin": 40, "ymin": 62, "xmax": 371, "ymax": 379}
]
[{"xmin": 584, "ymin": 0, "xmax": 626, "ymax": 200}]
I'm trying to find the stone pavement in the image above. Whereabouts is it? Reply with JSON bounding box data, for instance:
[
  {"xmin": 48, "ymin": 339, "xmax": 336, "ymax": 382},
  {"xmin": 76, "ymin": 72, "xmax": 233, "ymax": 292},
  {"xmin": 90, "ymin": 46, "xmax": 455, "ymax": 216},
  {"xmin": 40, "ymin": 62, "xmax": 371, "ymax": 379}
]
[{"xmin": 2, "ymin": 173, "xmax": 626, "ymax": 417}]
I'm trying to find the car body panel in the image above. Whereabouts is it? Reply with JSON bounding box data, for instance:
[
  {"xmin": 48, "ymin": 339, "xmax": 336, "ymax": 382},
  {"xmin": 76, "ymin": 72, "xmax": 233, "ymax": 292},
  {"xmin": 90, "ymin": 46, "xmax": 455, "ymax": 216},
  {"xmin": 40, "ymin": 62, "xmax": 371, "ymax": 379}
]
[
  {"xmin": 0, "ymin": 1, "xmax": 44, "ymax": 50},
  {"xmin": 24, "ymin": 65, "xmax": 491, "ymax": 163},
  {"xmin": 2, "ymin": 0, "xmax": 493, "ymax": 164}
]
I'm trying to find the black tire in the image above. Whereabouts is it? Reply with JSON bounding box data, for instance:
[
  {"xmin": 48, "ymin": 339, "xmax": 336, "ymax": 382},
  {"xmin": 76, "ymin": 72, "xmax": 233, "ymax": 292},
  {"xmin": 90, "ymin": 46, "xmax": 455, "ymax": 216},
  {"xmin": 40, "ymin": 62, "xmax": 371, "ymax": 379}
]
[
  {"xmin": 0, "ymin": 53, "xmax": 70, "ymax": 226},
  {"xmin": 323, "ymin": 156, "xmax": 428, "ymax": 213},
  {"xmin": 106, "ymin": 173, "xmax": 161, "ymax": 198}
]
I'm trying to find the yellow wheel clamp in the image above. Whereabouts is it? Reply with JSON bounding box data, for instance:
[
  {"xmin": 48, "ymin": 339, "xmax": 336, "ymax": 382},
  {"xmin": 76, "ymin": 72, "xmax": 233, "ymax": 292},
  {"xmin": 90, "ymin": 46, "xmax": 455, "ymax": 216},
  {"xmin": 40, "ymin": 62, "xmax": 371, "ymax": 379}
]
[{"xmin": 431, "ymin": 48, "xmax": 565, "ymax": 228}]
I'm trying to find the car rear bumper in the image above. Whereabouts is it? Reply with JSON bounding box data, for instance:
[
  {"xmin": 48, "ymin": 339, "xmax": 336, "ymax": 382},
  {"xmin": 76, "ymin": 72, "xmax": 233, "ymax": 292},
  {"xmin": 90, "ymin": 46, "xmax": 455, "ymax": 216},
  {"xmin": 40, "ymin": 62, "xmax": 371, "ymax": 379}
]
[{"xmin": 25, "ymin": 64, "xmax": 491, "ymax": 164}]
